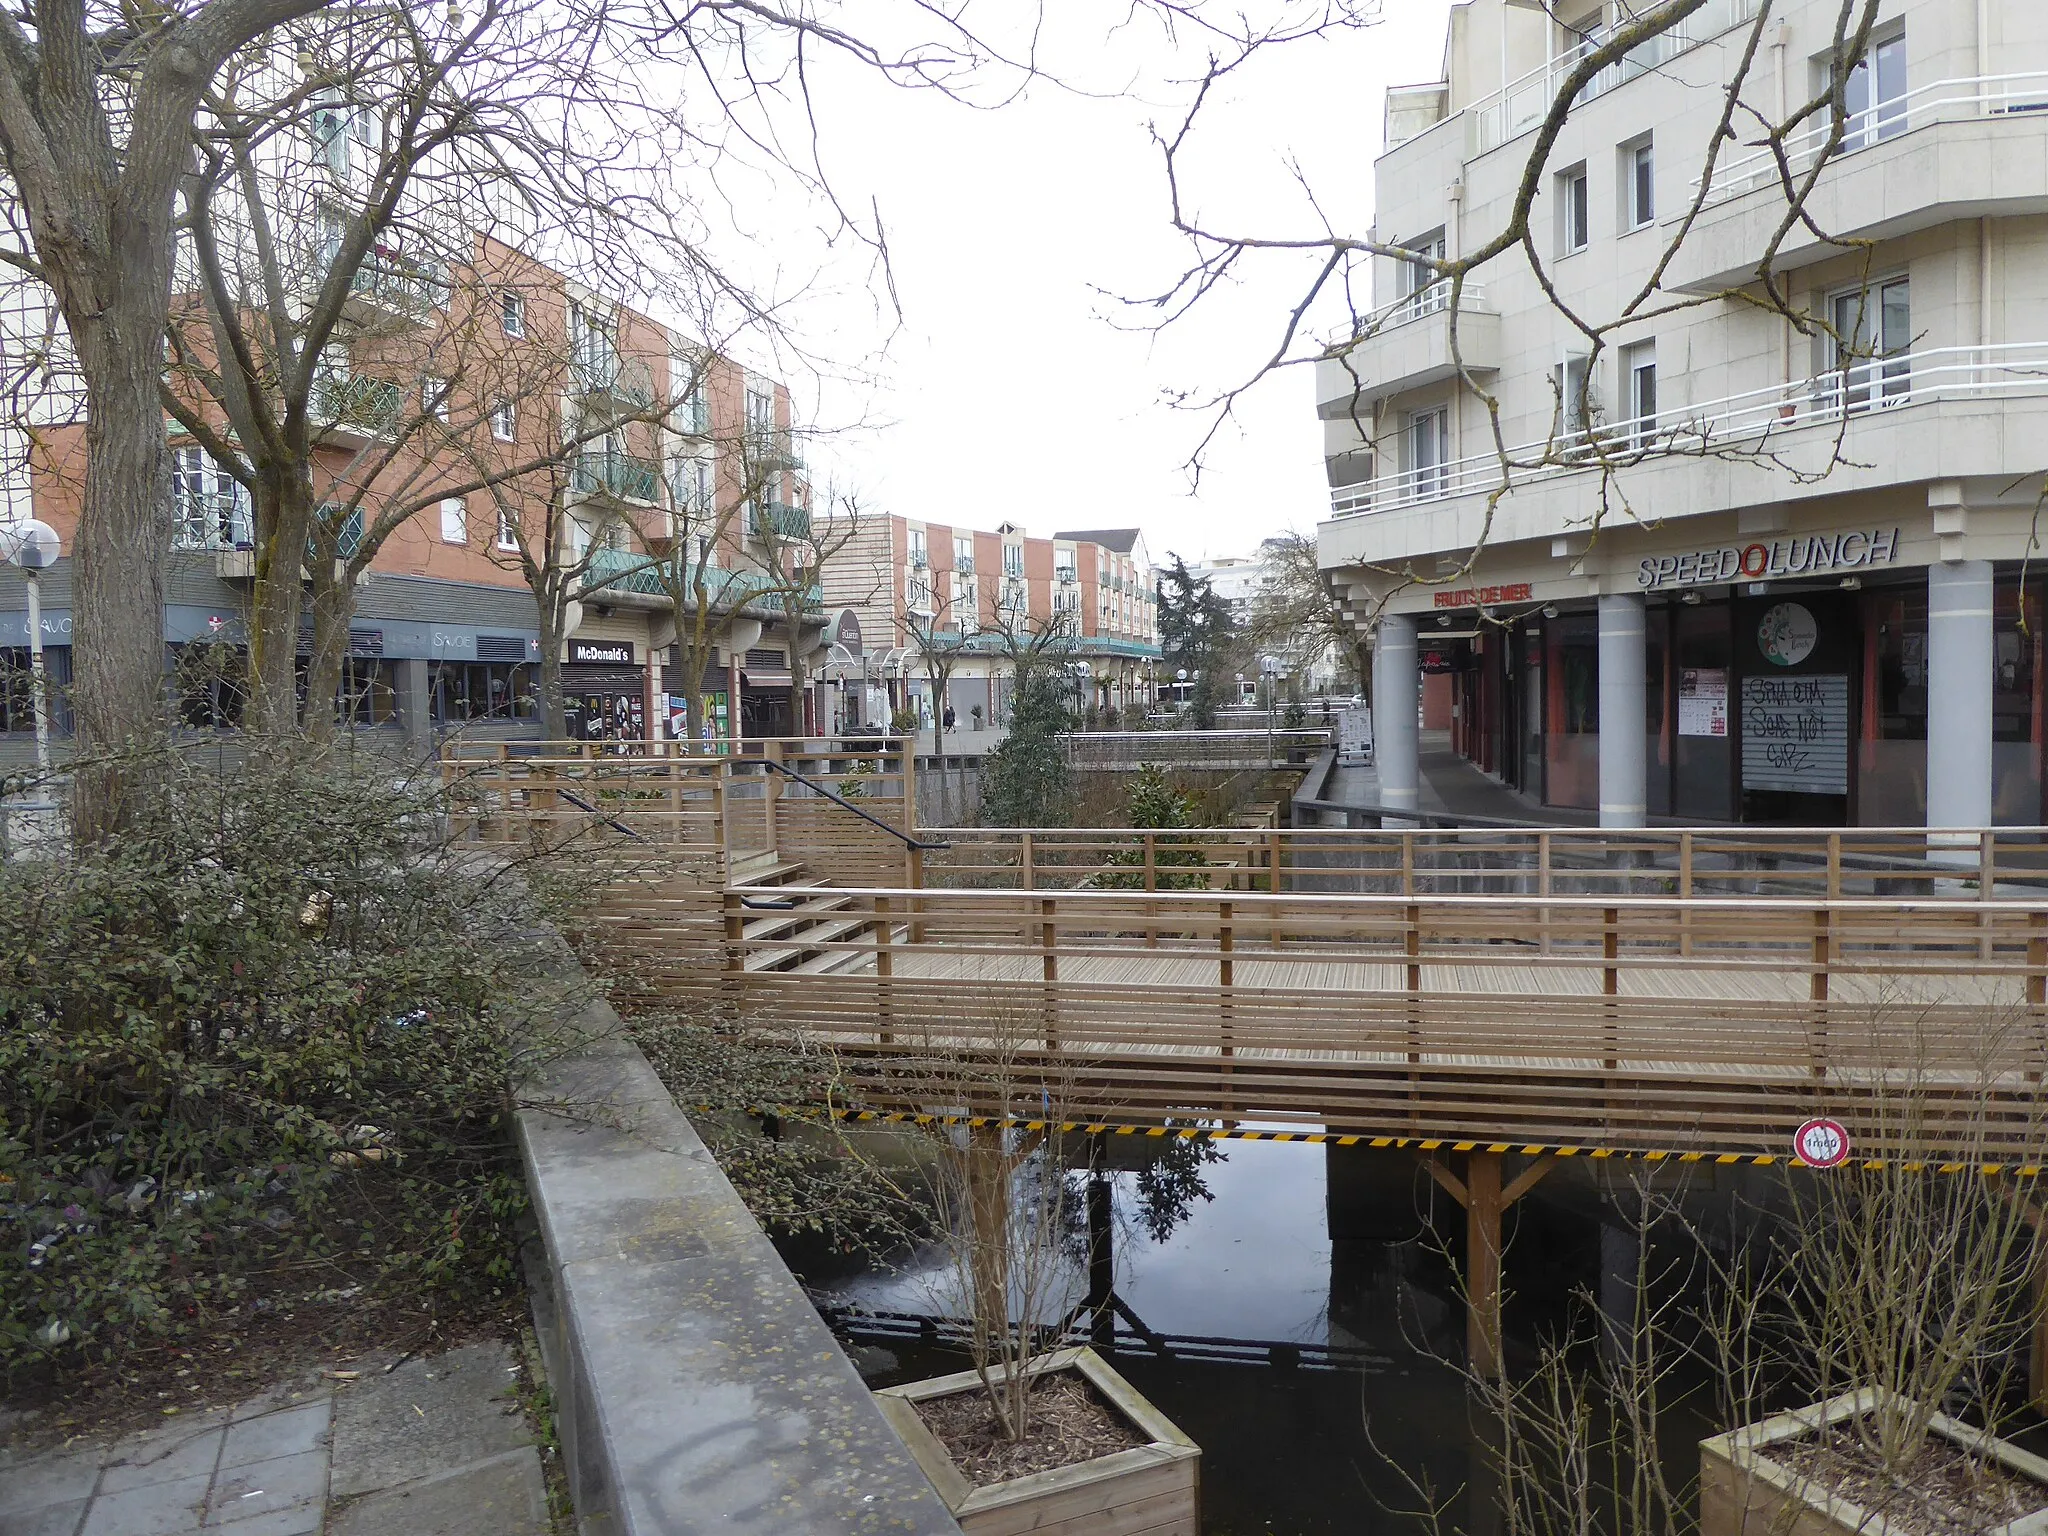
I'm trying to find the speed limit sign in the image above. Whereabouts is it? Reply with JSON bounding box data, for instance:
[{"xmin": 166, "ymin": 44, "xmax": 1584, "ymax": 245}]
[{"xmin": 1793, "ymin": 1118, "xmax": 1851, "ymax": 1169}]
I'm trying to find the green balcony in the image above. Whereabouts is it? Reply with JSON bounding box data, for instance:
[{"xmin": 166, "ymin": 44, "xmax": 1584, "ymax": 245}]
[
  {"xmin": 581, "ymin": 548, "xmax": 822, "ymax": 613},
  {"xmin": 573, "ymin": 448, "xmax": 662, "ymax": 503},
  {"xmin": 347, "ymin": 257, "xmax": 445, "ymax": 318},
  {"xmin": 572, "ymin": 357, "xmax": 655, "ymax": 409},
  {"xmin": 313, "ymin": 374, "xmax": 402, "ymax": 438},
  {"xmin": 763, "ymin": 500, "xmax": 810, "ymax": 540}
]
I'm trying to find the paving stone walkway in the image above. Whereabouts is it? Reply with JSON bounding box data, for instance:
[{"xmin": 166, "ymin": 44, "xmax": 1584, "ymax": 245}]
[{"xmin": 0, "ymin": 1341, "xmax": 552, "ymax": 1536}]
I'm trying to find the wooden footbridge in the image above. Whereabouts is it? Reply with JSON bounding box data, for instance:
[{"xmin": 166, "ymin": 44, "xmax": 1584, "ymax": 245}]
[{"xmin": 446, "ymin": 738, "xmax": 2048, "ymax": 1377}]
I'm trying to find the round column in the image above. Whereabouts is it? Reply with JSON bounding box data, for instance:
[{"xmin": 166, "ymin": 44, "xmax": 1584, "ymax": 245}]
[
  {"xmin": 1927, "ymin": 559, "xmax": 1994, "ymax": 843},
  {"xmin": 1598, "ymin": 593, "xmax": 1647, "ymax": 828},
  {"xmin": 1375, "ymin": 613, "xmax": 1420, "ymax": 820}
]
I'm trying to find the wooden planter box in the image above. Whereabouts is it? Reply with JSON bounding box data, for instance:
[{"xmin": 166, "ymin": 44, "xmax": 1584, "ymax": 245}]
[
  {"xmin": 874, "ymin": 1346, "xmax": 1200, "ymax": 1536},
  {"xmin": 1700, "ymin": 1386, "xmax": 2048, "ymax": 1536}
]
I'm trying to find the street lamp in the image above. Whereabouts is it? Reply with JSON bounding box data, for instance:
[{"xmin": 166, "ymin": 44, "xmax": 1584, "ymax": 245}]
[{"xmin": 0, "ymin": 519, "xmax": 59, "ymax": 777}]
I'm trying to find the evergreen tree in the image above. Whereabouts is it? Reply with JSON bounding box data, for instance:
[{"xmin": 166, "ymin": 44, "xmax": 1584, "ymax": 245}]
[
  {"xmin": 1156, "ymin": 555, "xmax": 1239, "ymax": 728},
  {"xmin": 980, "ymin": 663, "xmax": 1076, "ymax": 827}
]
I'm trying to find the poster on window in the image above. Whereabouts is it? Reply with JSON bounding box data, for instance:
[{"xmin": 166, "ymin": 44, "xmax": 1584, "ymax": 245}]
[
  {"xmin": 1740, "ymin": 673, "xmax": 1849, "ymax": 794},
  {"xmin": 1677, "ymin": 668, "xmax": 1728, "ymax": 738}
]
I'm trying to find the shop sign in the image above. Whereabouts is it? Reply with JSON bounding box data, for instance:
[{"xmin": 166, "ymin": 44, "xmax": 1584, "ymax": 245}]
[
  {"xmin": 1419, "ymin": 646, "xmax": 1460, "ymax": 674},
  {"xmin": 1677, "ymin": 668, "xmax": 1727, "ymax": 738},
  {"xmin": 1635, "ymin": 527, "xmax": 1899, "ymax": 591},
  {"xmin": 1433, "ymin": 583, "xmax": 1532, "ymax": 609},
  {"xmin": 834, "ymin": 608, "xmax": 862, "ymax": 649},
  {"xmin": 1741, "ymin": 674, "xmax": 1849, "ymax": 794},
  {"xmin": 569, "ymin": 640, "xmax": 635, "ymax": 665},
  {"xmin": 1757, "ymin": 603, "xmax": 1818, "ymax": 667}
]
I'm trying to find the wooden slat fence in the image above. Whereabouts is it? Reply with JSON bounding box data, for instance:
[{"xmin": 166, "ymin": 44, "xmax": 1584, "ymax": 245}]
[{"xmin": 689, "ymin": 884, "xmax": 2048, "ymax": 1159}]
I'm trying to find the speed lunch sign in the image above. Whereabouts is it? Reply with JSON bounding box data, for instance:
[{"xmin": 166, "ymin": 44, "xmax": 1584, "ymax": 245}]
[{"xmin": 1793, "ymin": 1118, "xmax": 1851, "ymax": 1169}]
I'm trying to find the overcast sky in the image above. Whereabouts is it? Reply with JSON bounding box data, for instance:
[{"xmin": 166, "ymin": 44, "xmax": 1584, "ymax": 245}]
[{"xmin": 731, "ymin": 0, "xmax": 1457, "ymax": 565}]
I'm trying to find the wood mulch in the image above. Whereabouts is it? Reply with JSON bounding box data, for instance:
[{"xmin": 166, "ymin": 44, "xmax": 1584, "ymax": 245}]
[
  {"xmin": 914, "ymin": 1371, "xmax": 1146, "ymax": 1489},
  {"xmin": 1772, "ymin": 1422, "xmax": 2048, "ymax": 1536}
]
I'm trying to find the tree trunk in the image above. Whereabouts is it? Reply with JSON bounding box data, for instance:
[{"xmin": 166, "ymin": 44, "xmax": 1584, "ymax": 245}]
[
  {"xmin": 537, "ymin": 576, "xmax": 568, "ymax": 742},
  {"xmin": 69, "ymin": 336, "xmax": 174, "ymax": 840},
  {"xmin": 302, "ymin": 552, "xmax": 351, "ymax": 745},
  {"xmin": 244, "ymin": 467, "xmax": 313, "ymax": 737}
]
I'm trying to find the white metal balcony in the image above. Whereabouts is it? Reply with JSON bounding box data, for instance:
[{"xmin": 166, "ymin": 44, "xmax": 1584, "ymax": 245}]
[
  {"xmin": 1316, "ymin": 283, "xmax": 1497, "ymax": 417},
  {"xmin": 1324, "ymin": 343, "xmax": 2048, "ymax": 519}
]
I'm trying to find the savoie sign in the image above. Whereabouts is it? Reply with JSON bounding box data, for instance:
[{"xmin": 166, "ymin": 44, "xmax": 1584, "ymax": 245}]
[{"xmin": 1636, "ymin": 527, "xmax": 1900, "ymax": 591}]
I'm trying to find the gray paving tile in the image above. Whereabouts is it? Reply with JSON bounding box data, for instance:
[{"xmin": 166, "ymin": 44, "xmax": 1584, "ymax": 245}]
[
  {"xmin": 0, "ymin": 1450, "xmax": 99, "ymax": 1515},
  {"xmin": 326, "ymin": 1448, "xmax": 548, "ymax": 1536},
  {"xmin": 0, "ymin": 1498, "xmax": 89, "ymax": 1536},
  {"xmin": 326, "ymin": 1343, "xmax": 530, "ymax": 1498},
  {"xmin": 76, "ymin": 1471, "xmax": 210, "ymax": 1536},
  {"xmin": 97, "ymin": 1425, "xmax": 224, "ymax": 1495},
  {"xmin": 215, "ymin": 1405, "xmax": 328, "ymax": 1474},
  {"xmin": 202, "ymin": 1451, "xmax": 325, "ymax": 1526},
  {"xmin": 200, "ymin": 1504, "xmax": 323, "ymax": 1536}
]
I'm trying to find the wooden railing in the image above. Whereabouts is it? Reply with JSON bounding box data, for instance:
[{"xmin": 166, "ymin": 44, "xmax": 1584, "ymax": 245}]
[
  {"xmin": 920, "ymin": 825, "xmax": 2048, "ymax": 900},
  {"xmin": 703, "ymin": 883, "xmax": 2048, "ymax": 1158},
  {"xmin": 440, "ymin": 739, "xmax": 919, "ymax": 884}
]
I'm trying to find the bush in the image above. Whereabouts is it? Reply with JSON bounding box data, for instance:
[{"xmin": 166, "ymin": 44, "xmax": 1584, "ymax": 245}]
[
  {"xmin": 0, "ymin": 752, "xmax": 532, "ymax": 1377},
  {"xmin": 980, "ymin": 665, "xmax": 1075, "ymax": 828},
  {"xmin": 1096, "ymin": 764, "xmax": 1208, "ymax": 888}
]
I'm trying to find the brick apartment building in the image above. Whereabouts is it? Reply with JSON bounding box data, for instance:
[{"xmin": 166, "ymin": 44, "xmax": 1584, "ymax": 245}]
[
  {"xmin": 0, "ymin": 234, "xmax": 817, "ymax": 755},
  {"xmin": 819, "ymin": 515, "xmax": 1161, "ymax": 730}
]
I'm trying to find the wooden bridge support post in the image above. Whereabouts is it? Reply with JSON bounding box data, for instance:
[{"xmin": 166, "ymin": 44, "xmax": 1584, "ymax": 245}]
[
  {"xmin": 1041, "ymin": 897, "xmax": 1059, "ymax": 1053},
  {"xmin": 875, "ymin": 896, "xmax": 895, "ymax": 1045},
  {"xmin": 1810, "ymin": 907, "xmax": 1832, "ymax": 1080},
  {"xmin": 1420, "ymin": 1152, "xmax": 1555, "ymax": 1380}
]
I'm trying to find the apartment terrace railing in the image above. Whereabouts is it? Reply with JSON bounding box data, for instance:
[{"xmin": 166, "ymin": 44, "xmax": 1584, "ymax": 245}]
[
  {"xmin": 571, "ymin": 355, "xmax": 656, "ymax": 408},
  {"xmin": 171, "ymin": 492, "xmax": 253, "ymax": 552},
  {"xmin": 578, "ymin": 548, "xmax": 822, "ymax": 611},
  {"xmin": 1700, "ymin": 72, "xmax": 2048, "ymax": 206},
  {"xmin": 572, "ymin": 447, "xmax": 662, "ymax": 503},
  {"xmin": 1327, "ymin": 343, "xmax": 2048, "ymax": 518},
  {"xmin": 347, "ymin": 254, "xmax": 448, "ymax": 317},
  {"xmin": 710, "ymin": 881, "xmax": 2048, "ymax": 1157},
  {"xmin": 1465, "ymin": 0, "xmax": 1761, "ymax": 158},
  {"xmin": 312, "ymin": 374, "xmax": 402, "ymax": 438}
]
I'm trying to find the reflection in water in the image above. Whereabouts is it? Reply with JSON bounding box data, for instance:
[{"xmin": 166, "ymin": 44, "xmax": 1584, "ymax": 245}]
[{"xmin": 801, "ymin": 1138, "xmax": 1717, "ymax": 1535}]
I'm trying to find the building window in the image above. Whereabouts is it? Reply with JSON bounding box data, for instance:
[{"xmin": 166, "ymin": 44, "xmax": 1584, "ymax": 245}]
[
  {"xmin": 500, "ymin": 290, "xmax": 525, "ymax": 337},
  {"xmin": 0, "ymin": 644, "xmax": 70, "ymax": 734},
  {"xmin": 335, "ymin": 658, "xmax": 401, "ymax": 727},
  {"xmin": 171, "ymin": 446, "xmax": 252, "ymax": 550},
  {"xmin": 1827, "ymin": 276, "xmax": 1910, "ymax": 410},
  {"xmin": 1624, "ymin": 138, "xmax": 1654, "ymax": 229},
  {"xmin": 431, "ymin": 661, "xmax": 537, "ymax": 722},
  {"xmin": 1557, "ymin": 163, "xmax": 1589, "ymax": 255},
  {"xmin": 490, "ymin": 398, "xmax": 516, "ymax": 440},
  {"xmin": 495, "ymin": 505, "xmax": 520, "ymax": 551},
  {"xmin": 310, "ymin": 94, "xmax": 353, "ymax": 177},
  {"xmin": 1399, "ymin": 229, "xmax": 1447, "ymax": 315},
  {"xmin": 1409, "ymin": 408, "xmax": 1449, "ymax": 498},
  {"xmin": 439, "ymin": 497, "xmax": 467, "ymax": 544},
  {"xmin": 1841, "ymin": 29, "xmax": 1907, "ymax": 150},
  {"xmin": 1623, "ymin": 341, "xmax": 1657, "ymax": 447},
  {"xmin": 423, "ymin": 376, "xmax": 449, "ymax": 420},
  {"xmin": 909, "ymin": 527, "xmax": 927, "ymax": 567},
  {"xmin": 1556, "ymin": 353, "xmax": 1595, "ymax": 443}
]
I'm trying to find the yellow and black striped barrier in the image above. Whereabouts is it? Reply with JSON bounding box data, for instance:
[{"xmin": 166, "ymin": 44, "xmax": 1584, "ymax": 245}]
[{"xmin": 711, "ymin": 1103, "xmax": 2046, "ymax": 1177}]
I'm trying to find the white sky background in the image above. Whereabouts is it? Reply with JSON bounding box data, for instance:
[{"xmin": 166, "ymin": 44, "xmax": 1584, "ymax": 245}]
[{"xmin": 710, "ymin": 0, "xmax": 1457, "ymax": 564}]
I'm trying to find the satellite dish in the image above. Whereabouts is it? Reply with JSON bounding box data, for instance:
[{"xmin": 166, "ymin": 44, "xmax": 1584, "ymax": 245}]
[{"xmin": 0, "ymin": 519, "xmax": 59, "ymax": 570}]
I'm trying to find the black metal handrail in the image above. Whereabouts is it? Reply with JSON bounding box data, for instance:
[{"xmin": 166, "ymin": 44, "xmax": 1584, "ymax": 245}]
[
  {"xmin": 556, "ymin": 786, "xmax": 647, "ymax": 841},
  {"xmin": 759, "ymin": 757, "xmax": 950, "ymax": 852}
]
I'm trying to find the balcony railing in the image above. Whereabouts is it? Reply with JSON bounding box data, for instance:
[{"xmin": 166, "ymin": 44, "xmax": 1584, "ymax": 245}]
[
  {"xmin": 1698, "ymin": 72, "xmax": 2048, "ymax": 206},
  {"xmin": 347, "ymin": 254, "xmax": 447, "ymax": 317},
  {"xmin": 1325, "ymin": 343, "xmax": 2048, "ymax": 519},
  {"xmin": 753, "ymin": 501, "xmax": 810, "ymax": 541},
  {"xmin": 571, "ymin": 354, "xmax": 655, "ymax": 408},
  {"xmin": 172, "ymin": 492, "xmax": 253, "ymax": 551},
  {"xmin": 1466, "ymin": 0, "xmax": 1759, "ymax": 158},
  {"xmin": 954, "ymin": 554, "xmax": 975, "ymax": 574},
  {"xmin": 572, "ymin": 448, "xmax": 662, "ymax": 503},
  {"xmin": 581, "ymin": 547, "xmax": 821, "ymax": 610},
  {"xmin": 312, "ymin": 374, "xmax": 402, "ymax": 438},
  {"xmin": 909, "ymin": 548, "xmax": 929, "ymax": 569}
]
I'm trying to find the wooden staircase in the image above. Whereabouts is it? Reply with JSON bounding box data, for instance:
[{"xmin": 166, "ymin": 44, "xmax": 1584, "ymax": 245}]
[{"xmin": 729, "ymin": 849, "xmax": 906, "ymax": 977}]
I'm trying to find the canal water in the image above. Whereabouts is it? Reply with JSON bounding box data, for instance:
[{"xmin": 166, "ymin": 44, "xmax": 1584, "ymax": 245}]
[{"xmin": 797, "ymin": 1135, "xmax": 1719, "ymax": 1535}]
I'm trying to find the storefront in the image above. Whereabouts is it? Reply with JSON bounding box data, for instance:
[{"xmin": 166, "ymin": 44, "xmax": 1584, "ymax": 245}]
[
  {"xmin": 1418, "ymin": 543, "xmax": 2045, "ymax": 827},
  {"xmin": 562, "ymin": 639, "xmax": 646, "ymax": 742}
]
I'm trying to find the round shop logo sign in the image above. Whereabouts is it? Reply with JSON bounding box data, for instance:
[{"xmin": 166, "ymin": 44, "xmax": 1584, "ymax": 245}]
[{"xmin": 1757, "ymin": 602, "xmax": 1818, "ymax": 667}]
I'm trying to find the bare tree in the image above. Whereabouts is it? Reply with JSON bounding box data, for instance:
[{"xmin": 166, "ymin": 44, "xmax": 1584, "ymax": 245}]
[
  {"xmin": 1140, "ymin": 0, "xmax": 1914, "ymax": 625},
  {"xmin": 1246, "ymin": 531, "xmax": 1361, "ymax": 695},
  {"xmin": 902, "ymin": 562, "xmax": 982, "ymax": 757}
]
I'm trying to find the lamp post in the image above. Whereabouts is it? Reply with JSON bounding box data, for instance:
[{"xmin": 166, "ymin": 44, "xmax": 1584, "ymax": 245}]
[
  {"xmin": 0, "ymin": 519, "xmax": 59, "ymax": 778},
  {"xmin": 1260, "ymin": 654, "xmax": 1283, "ymax": 770}
]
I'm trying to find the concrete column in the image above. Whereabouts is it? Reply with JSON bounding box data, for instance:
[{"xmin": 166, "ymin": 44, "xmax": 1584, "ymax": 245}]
[
  {"xmin": 1597, "ymin": 593, "xmax": 1647, "ymax": 828},
  {"xmin": 1375, "ymin": 613, "xmax": 1419, "ymax": 817},
  {"xmin": 400, "ymin": 658, "xmax": 431, "ymax": 751},
  {"xmin": 1927, "ymin": 560, "xmax": 1994, "ymax": 841}
]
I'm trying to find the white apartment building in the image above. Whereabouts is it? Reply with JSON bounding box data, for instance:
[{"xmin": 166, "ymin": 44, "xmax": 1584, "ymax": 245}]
[{"xmin": 1318, "ymin": 0, "xmax": 2048, "ymax": 830}]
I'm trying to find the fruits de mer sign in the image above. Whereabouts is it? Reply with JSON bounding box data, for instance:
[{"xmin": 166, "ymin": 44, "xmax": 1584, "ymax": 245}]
[{"xmin": 1636, "ymin": 528, "xmax": 1899, "ymax": 591}]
